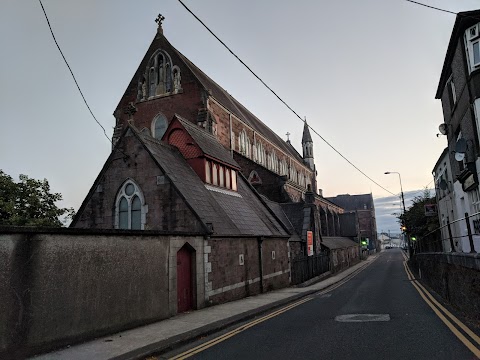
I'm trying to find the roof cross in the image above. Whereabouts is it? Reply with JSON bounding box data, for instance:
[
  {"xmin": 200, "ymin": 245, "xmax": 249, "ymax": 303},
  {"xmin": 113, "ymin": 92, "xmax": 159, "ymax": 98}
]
[
  {"xmin": 286, "ymin": 132, "xmax": 291, "ymax": 142},
  {"xmin": 155, "ymin": 14, "xmax": 165, "ymax": 27}
]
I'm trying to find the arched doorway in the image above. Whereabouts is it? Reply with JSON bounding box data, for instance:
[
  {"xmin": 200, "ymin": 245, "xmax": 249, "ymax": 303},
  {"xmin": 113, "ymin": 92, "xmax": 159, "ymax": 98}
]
[{"xmin": 177, "ymin": 244, "xmax": 195, "ymax": 313}]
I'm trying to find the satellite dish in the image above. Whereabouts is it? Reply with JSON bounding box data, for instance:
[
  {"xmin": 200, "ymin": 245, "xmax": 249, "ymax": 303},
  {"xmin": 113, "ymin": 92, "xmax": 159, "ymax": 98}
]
[
  {"xmin": 455, "ymin": 138, "xmax": 467, "ymax": 153},
  {"xmin": 455, "ymin": 152, "xmax": 465, "ymax": 162},
  {"xmin": 438, "ymin": 123, "xmax": 448, "ymax": 135},
  {"xmin": 439, "ymin": 179, "xmax": 448, "ymax": 190}
]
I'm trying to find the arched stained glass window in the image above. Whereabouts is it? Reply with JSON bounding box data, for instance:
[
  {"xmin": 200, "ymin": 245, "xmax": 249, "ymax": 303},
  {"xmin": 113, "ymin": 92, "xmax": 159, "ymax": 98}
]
[
  {"xmin": 119, "ymin": 197, "xmax": 128, "ymax": 229},
  {"xmin": 115, "ymin": 180, "xmax": 145, "ymax": 230},
  {"xmin": 131, "ymin": 196, "xmax": 142, "ymax": 230}
]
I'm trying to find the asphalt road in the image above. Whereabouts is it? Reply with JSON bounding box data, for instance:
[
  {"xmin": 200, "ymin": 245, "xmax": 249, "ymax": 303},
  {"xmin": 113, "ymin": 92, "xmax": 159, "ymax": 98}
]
[{"xmin": 164, "ymin": 249, "xmax": 477, "ymax": 360}]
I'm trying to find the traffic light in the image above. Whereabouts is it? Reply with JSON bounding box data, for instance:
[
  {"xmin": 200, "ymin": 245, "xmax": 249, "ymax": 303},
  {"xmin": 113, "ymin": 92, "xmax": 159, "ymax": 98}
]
[
  {"xmin": 401, "ymin": 225, "xmax": 407, "ymax": 231},
  {"xmin": 411, "ymin": 236, "xmax": 417, "ymax": 241}
]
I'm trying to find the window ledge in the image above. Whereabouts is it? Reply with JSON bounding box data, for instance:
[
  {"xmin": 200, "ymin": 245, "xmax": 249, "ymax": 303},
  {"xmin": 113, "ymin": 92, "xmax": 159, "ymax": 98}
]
[
  {"xmin": 205, "ymin": 184, "xmax": 242, "ymax": 197},
  {"xmin": 137, "ymin": 89, "xmax": 184, "ymax": 103}
]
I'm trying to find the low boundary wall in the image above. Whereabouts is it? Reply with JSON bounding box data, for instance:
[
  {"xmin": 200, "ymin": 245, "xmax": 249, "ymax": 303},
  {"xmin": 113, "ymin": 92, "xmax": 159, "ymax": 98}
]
[{"xmin": 409, "ymin": 252, "xmax": 480, "ymax": 322}]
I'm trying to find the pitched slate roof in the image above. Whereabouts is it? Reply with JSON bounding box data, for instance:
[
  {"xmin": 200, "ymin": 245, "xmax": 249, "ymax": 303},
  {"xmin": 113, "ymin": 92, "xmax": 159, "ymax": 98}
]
[
  {"xmin": 173, "ymin": 114, "xmax": 239, "ymax": 168},
  {"xmin": 136, "ymin": 128, "xmax": 288, "ymax": 237},
  {"xmin": 280, "ymin": 203, "xmax": 309, "ymax": 240},
  {"xmin": 326, "ymin": 194, "xmax": 374, "ymax": 211},
  {"xmin": 168, "ymin": 42, "xmax": 306, "ymax": 164},
  {"xmin": 321, "ymin": 237, "xmax": 359, "ymax": 250}
]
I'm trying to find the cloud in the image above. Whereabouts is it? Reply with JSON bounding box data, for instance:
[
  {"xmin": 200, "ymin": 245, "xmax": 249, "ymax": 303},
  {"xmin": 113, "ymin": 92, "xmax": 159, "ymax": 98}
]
[{"xmin": 373, "ymin": 189, "xmax": 435, "ymax": 233}]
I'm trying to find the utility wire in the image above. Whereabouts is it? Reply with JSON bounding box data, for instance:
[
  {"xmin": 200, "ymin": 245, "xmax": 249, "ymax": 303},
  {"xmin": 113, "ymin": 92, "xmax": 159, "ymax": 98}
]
[
  {"xmin": 404, "ymin": 0, "xmax": 457, "ymax": 15},
  {"xmin": 38, "ymin": 0, "xmax": 111, "ymax": 144},
  {"xmin": 404, "ymin": 0, "xmax": 480, "ymax": 21},
  {"xmin": 177, "ymin": 0, "xmax": 396, "ymax": 196}
]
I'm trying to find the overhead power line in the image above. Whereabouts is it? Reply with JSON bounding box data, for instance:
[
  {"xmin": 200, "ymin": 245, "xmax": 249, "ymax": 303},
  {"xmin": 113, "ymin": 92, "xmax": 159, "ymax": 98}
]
[
  {"xmin": 38, "ymin": 0, "xmax": 111, "ymax": 144},
  {"xmin": 404, "ymin": 0, "xmax": 457, "ymax": 15},
  {"xmin": 177, "ymin": 0, "xmax": 396, "ymax": 196},
  {"xmin": 404, "ymin": 0, "xmax": 480, "ymax": 21}
]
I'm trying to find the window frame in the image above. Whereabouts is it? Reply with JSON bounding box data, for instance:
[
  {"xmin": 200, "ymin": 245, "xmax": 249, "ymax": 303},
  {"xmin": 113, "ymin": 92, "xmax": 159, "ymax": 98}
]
[
  {"xmin": 152, "ymin": 113, "xmax": 168, "ymax": 140},
  {"xmin": 115, "ymin": 179, "xmax": 146, "ymax": 230},
  {"xmin": 465, "ymin": 23, "xmax": 480, "ymax": 73}
]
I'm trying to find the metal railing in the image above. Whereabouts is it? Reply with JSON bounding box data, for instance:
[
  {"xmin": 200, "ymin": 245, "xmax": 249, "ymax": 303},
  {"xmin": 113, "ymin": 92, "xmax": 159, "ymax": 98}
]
[
  {"xmin": 412, "ymin": 212, "xmax": 478, "ymax": 254},
  {"xmin": 290, "ymin": 253, "xmax": 330, "ymax": 285}
]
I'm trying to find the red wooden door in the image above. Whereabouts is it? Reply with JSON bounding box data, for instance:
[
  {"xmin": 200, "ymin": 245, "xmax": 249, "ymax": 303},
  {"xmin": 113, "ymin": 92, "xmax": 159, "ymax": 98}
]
[{"xmin": 177, "ymin": 246, "xmax": 193, "ymax": 313}]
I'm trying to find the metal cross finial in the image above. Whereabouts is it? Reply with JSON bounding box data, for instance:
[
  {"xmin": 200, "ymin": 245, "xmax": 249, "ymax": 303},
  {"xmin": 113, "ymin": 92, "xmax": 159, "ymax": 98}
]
[
  {"xmin": 286, "ymin": 132, "xmax": 291, "ymax": 141},
  {"xmin": 124, "ymin": 102, "xmax": 137, "ymax": 120},
  {"xmin": 155, "ymin": 14, "xmax": 165, "ymax": 27}
]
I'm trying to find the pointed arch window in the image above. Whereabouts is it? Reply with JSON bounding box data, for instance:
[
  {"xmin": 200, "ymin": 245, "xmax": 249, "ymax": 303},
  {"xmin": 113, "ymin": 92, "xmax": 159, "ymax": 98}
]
[
  {"xmin": 152, "ymin": 113, "xmax": 168, "ymax": 140},
  {"xmin": 256, "ymin": 142, "xmax": 266, "ymax": 165},
  {"xmin": 280, "ymin": 159, "xmax": 288, "ymax": 176},
  {"xmin": 140, "ymin": 50, "xmax": 181, "ymax": 99},
  {"xmin": 239, "ymin": 130, "xmax": 250, "ymax": 157},
  {"xmin": 115, "ymin": 180, "xmax": 146, "ymax": 230}
]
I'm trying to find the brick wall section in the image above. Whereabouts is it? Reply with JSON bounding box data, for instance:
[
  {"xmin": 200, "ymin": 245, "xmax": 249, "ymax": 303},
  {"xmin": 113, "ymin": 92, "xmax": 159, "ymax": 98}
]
[
  {"xmin": 410, "ymin": 253, "xmax": 480, "ymax": 322},
  {"xmin": 206, "ymin": 237, "xmax": 290, "ymax": 305},
  {"xmin": 114, "ymin": 34, "xmax": 206, "ymax": 136},
  {"xmin": 74, "ymin": 134, "xmax": 204, "ymax": 232},
  {"xmin": 208, "ymin": 101, "xmax": 235, "ymax": 150}
]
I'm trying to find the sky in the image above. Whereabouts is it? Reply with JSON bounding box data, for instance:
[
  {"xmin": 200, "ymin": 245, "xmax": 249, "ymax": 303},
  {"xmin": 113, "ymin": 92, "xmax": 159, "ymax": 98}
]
[{"xmin": 1, "ymin": 0, "xmax": 479, "ymax": 232}]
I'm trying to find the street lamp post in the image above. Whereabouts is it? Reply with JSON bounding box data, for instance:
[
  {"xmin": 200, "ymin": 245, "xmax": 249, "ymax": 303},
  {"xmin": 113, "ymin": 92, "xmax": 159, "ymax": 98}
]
[{"xmin": 385, "ymin": 171, "xmax": 411, "ymax": 256}]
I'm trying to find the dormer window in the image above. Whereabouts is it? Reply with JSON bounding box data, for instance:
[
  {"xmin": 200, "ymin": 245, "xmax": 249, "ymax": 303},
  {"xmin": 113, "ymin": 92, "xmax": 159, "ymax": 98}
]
[
  {"xmin": 205, "ymin": 159, "xmax": 238, "ymax": 191},
  {"xmin": 465, "ymin": 23, "xmax": 480, "ymax": 73}
]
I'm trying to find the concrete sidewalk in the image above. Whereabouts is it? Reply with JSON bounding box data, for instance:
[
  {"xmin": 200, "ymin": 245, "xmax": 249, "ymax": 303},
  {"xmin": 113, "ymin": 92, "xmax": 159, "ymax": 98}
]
[{"xmin": 32, "ymin": 255, "xmax": 378, "ymax": 360}]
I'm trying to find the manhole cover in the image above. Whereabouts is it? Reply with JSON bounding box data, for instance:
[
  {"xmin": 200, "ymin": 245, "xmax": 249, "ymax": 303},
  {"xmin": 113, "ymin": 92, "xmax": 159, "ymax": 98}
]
[{"xmin": 335, "ymin": 314, "xmax": 390, "ymax": 322}]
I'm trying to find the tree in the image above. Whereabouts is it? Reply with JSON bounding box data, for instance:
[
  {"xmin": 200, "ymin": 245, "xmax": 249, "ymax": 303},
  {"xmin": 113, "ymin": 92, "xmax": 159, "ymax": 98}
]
[
  {"xmin": 398, "ymin": 189, "xmax": 440, "ymax": 241},
  {"xmin": 0, "ymin": 170, "xmax": 74, "ymax": 227}
]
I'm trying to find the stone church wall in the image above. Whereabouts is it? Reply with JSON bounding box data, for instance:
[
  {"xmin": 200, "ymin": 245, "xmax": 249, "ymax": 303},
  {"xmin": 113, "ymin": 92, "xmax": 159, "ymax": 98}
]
[
  {"xmin": 73, "ymin": 134, "xmax": 204, "ymax": 233},
  {"xmin": 204, "ymin": 236, "xmax": 290, "ymax": 305}
]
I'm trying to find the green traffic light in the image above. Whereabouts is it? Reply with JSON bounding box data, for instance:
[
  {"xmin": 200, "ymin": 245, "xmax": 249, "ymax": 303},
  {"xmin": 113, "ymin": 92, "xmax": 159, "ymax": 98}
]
[{"xmin": 411, "ymin": 237, "xmax": 417, "ymax": 241}]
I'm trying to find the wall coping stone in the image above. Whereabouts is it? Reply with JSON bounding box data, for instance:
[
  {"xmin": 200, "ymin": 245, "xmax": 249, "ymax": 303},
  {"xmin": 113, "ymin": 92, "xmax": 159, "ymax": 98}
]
[{"xmin": 0, "ymin": 226, "xmax": 205, "ymax": 237}]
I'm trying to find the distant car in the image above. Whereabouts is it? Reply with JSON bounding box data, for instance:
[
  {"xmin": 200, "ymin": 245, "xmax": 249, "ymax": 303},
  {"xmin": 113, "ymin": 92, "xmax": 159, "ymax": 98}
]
[{"xmin": 385, "ymin": 245, "xmax": 391, "ymax": 249}]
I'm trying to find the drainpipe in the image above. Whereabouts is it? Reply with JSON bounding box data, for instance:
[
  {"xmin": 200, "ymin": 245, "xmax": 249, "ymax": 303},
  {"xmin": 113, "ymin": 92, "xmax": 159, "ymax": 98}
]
[{"xmin": 257, "ymin": 236, "xmax": 264, "ymax": 293}]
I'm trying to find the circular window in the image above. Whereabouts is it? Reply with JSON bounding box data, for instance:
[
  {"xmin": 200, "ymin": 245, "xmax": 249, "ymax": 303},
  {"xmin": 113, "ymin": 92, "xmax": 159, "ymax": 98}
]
[{"xmin": 125, "ymin": 183, "xmax": 135, "ymax": 196}]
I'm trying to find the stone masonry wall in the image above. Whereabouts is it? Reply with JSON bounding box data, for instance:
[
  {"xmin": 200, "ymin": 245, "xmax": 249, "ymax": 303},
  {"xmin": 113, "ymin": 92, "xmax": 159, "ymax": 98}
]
[
  {"xmin": 73, "ymin": 133, "xmax": 204, "ymax": 232},
  {"xmin": 410, "ymin": 253, "xmax": 480, "ymax": 322},
  {"xmin": 205, "ymin": 236, "xmax": 290, "ymax": 305}
]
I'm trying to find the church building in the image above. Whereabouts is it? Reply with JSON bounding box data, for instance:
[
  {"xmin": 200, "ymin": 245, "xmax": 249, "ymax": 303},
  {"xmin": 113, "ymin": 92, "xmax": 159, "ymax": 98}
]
[{"xmin": 72, "ymin": 16, "xmax": 346, "ymax": 257}]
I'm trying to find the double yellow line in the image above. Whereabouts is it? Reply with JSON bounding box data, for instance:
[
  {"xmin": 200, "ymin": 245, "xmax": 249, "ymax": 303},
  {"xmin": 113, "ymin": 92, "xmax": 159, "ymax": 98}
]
[
  {"xmin": 169, "ymin": 297, "xmax": 312, "ymax": 359},
  {"xmin": 170, "ymin": 258, "xmax": 377, "ymax": 359},
  {"xmin": 403, "ymin": 258, "xmax": 480, "ymax": 358}
]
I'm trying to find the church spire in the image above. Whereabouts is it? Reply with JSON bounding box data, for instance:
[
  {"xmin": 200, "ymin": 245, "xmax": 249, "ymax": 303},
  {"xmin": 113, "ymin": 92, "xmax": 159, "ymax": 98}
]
[
  {"xmin": 302, "ymin": 120, "xmax": 312, "ymax": 144},
  {"xmin": 302, "ymin": 119, "xmax": 315, "ymax": 171}
]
